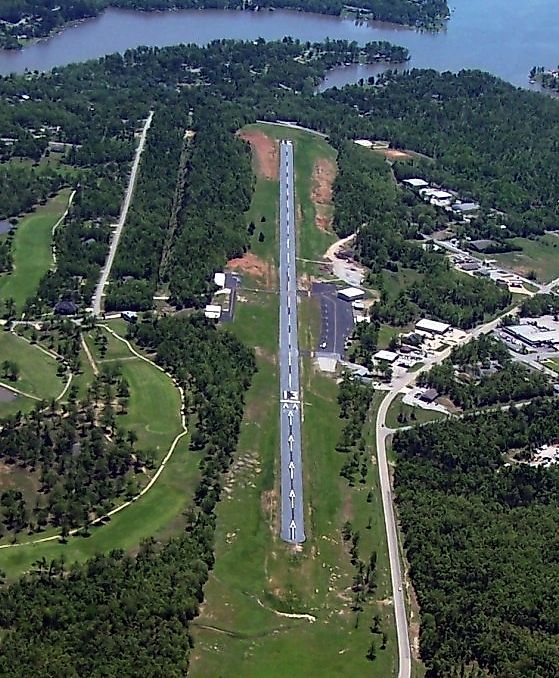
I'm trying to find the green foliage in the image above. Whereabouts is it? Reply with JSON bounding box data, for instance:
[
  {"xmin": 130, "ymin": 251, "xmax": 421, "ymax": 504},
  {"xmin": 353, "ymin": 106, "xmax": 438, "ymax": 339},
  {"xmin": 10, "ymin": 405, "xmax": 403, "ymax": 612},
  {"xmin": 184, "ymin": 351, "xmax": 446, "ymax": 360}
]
[
  {"xmin": 326, "ymin": 70, "xmax": 559, "ymax": 237},
  {"xmin": 167, "ymin": 109, "xmax": 253, "ymax": 308},
  {"xmin": 418, "ymin": 336, "xmax": 553, "ymax": 409},
  {"xmin": 393, "ymin": 399, "xmax": 559, "ymax": 676}
]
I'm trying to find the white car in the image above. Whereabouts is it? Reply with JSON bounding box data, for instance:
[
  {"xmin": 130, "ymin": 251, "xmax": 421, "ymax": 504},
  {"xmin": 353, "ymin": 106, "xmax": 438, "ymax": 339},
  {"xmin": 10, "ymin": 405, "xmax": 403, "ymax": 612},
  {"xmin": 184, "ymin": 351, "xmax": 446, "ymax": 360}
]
[{"xmin": 320, "ymin": 342, "xmax": 327, "ymax": 349}]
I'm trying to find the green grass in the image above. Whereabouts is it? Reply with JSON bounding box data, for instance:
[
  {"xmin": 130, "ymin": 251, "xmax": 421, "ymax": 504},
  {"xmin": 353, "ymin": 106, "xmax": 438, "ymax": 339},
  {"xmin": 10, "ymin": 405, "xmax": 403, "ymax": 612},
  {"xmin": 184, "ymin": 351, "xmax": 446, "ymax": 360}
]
[
  {"xmin": 0, "ymin": 189, "xmax": 71, "ymax": 312},
  {"xmin": 243, "ymin": 123, "xmax": 338, "ymax": 266},
  {"xmin": 386, "ymin": 394, "xmax": 447, "ymax": 429},
  {"xmin": 541, "ymin": 358, "xmax": 559, "ymax": 374},
  {"xmin": 493, "ymin": 234, "xmax": 559, "ymax": 282},
  {"xmin": 0, "ymin": 327, "xmax": 199, "ymax": 580},
  {"xmin": 0, "ymin": 331, "xmax": 64, "ymax": 400}
]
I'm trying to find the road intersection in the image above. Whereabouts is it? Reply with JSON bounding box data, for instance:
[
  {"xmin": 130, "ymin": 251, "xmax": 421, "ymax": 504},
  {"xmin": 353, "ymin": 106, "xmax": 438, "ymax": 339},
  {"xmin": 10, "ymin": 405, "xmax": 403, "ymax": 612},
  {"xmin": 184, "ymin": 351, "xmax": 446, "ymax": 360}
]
[{"xmin": 279, "ymin": 139, "xmax": 305, "ymax": 544}]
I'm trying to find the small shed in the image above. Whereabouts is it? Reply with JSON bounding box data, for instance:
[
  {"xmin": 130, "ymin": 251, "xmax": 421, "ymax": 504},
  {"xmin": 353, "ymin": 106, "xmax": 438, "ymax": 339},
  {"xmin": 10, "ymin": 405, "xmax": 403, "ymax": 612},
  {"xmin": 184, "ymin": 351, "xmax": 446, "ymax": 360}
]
[
  {"xmin": 204, "ymin": 304, "xmax": 222, "ymax": 320},
  {"xmin": 419, "ymin": 388, "xmax": 438, "ymax": 403}
]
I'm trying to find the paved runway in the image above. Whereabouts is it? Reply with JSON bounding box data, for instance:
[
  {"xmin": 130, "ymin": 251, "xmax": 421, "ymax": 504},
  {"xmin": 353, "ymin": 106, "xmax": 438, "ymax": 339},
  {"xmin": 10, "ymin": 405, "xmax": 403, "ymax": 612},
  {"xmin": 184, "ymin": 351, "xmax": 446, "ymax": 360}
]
[{"xmin": 279, "ymin": 139, "xmax": 305, "ymax": 544}]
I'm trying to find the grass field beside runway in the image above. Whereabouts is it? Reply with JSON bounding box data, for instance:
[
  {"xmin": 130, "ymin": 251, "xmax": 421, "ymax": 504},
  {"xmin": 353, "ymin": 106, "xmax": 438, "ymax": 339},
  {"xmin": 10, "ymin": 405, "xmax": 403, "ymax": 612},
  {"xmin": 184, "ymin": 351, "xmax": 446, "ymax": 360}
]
[
  {"xmin": 242, "ymin": 123, "xmax": 337, "ymax": 268},
  {"xmin": 0, "ymin": 189, "xmax": 72, "ymax": 313},
  {"xmin": 191, "ymin": 125, "xmax": 397, "ymax": 676},
  {"xmin": 190, "ymin": 293, "xmax": 397, "ymax": 676}
]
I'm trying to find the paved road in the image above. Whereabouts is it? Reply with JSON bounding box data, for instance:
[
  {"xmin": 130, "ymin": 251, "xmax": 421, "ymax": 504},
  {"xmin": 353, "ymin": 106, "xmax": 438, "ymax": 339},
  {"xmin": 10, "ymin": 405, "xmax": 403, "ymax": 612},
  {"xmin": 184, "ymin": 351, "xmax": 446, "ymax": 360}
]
[
  {"xmin": 92, "ymin": 111, "xmax": 154, "ymax": 315},
  {"xmin": 279, "ymin": 139, "xmax": 305, "ymax": 544},
  {"xmin": 376, "ymin": 305, "xmax": 521, "ymax": 678}
]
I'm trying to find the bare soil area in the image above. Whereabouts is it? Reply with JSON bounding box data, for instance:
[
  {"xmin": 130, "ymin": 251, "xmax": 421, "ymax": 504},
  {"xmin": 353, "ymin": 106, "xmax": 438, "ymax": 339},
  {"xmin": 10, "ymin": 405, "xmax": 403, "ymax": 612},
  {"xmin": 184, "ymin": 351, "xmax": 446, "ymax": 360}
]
[
  {"xmin": 228, "ymin": 252, "xmax": 275, "ymax": 288},
  {"xmin": 375, "ymin": 148, "xmax": 413, "ymax": 160},
  {"xmin": 237, "ymin": 129, "xmax": 278, "ymax": 180},
  {"xmin": 311, "ymin": 158, "xmax": 336, "ymax": 231}
]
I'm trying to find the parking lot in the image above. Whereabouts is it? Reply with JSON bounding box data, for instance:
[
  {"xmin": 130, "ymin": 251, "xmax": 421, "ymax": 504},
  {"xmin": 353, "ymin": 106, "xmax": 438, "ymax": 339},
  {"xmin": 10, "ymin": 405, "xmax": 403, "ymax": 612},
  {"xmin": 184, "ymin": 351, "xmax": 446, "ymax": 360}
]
[{"xmin": 312, "ymin": 282, "xmax": 354, "ymax": 358}]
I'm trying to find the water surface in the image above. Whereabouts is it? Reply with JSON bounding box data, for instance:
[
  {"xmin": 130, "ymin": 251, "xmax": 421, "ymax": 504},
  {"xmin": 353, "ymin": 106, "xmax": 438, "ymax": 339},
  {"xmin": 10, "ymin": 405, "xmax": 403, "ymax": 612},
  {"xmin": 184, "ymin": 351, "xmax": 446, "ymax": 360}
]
[{"xmin": 0, "ymin": 0, "xmax": 557, "ymax": 89}]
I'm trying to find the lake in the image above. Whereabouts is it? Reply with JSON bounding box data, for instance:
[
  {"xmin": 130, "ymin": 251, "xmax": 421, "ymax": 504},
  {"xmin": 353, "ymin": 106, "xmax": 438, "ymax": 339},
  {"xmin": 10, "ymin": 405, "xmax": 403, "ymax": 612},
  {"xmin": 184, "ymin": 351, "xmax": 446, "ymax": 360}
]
[{"xmin": 0, "ymin": 0, "xmax": 558, "ymax": 90}]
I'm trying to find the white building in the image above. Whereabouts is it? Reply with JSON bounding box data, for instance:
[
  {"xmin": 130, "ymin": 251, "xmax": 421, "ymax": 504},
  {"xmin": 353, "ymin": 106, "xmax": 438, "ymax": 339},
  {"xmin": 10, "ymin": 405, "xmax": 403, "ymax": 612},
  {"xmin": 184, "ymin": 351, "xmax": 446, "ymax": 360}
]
[
  {"xmin": 214, "ymin": 272, "xmax": 226, "ymax": 288},
  {"xmin": 204, "ymin": 304, "xmax": 222, "ymax": 320},
  {"xmin": 403, "ymin": 178, "xmax": 429, "ymax": 189},
  {"xmin": 416, "ymin": 318, "xmax": 451, "ymax": 335},
  {"xmin": 338, "ymin": 287, "xmax": 364, "ymax": 302}
]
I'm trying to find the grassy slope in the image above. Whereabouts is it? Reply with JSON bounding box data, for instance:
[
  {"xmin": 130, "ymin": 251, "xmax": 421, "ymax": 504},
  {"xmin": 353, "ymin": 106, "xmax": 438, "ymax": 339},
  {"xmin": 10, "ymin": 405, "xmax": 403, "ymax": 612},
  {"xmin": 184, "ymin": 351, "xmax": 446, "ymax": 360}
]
[
  {"xmin": 245, "ymin": 123, "xmax": 337, "ymax": 269},
  {"xmin": 0, "ymin": 189, "xmax": 71, "ymax": 312},
  {"xmin": 492, "ymin": 234, "xmax": 559, "ymax": 282},
  {"xmin": 0, "ymin": 327, "xmax": 199, "ymax": 580},
  {"xmin": 191, "ymin": 125, "xmax": 397, "ymax": 676},
  {"xmin": 0, "ymin": 331, "xmax": 64, "ymax": 400}
]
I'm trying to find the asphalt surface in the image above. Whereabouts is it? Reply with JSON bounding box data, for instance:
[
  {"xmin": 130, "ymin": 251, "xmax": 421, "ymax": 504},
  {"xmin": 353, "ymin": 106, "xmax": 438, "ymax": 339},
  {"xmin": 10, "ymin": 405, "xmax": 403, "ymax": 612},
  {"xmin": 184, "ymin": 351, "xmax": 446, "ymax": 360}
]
[
  {"xmin": 312, "ymin": 282, "xmax": 354, "ymax": 357},
  {"xmin": 92, "ymin": 111, "xmax": 154, "ymax": 316},
  {"xmin": 220, "ymin": 272, "xmax": 240, "ymax": 322},
  {"xmin": 279, "ymin": 139, "xmax": 305, "ymax": 544}
]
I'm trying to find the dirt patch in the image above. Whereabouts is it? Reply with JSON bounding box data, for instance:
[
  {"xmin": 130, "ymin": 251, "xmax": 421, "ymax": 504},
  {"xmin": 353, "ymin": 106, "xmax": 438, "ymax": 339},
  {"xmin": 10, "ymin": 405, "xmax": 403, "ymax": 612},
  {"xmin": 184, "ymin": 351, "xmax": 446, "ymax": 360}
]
[
  {"xmin": 238, "ymin": 129, "xmax": 278, "ymax": 180},
  {"xmin": 375, "ymin": 148, "xmax": 413, "ymax": 160},
  {"xmin": 311, "ymin": 158, "xmax": 336, "ymax": 232},
  {"xmin": 228, "ymin": 252, "xmax": 271, "ymax": 284}
]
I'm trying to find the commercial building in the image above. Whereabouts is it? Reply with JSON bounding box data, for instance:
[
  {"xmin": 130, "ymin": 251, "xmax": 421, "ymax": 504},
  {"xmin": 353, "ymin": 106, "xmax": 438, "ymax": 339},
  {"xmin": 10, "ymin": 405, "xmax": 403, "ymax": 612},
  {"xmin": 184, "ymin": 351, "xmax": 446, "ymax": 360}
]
[
  {"xmin": 503, "ymin": 319, "xmax": 559, "ymax": 348},
  {"xmin": 338, "ymin": 287, "xmax": 364, "ymax": 302},
  {"xmin": 416, "ymin": 318, "xmax": 451, "ymax": 335}
]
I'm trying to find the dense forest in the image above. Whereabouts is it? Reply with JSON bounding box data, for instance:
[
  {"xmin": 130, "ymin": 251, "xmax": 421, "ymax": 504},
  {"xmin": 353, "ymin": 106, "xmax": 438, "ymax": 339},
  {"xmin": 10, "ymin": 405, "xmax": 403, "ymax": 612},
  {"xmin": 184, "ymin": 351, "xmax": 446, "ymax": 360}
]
[
  {"xmin": 0, "ymin": 0, "xmax": 446, "ymax": 49},
  {"xmin": 106, "ymin": 102, "xmax": 189, "ymax": 311},
  {"xmin": 418, "ymin": 335, "xmax": 553, "ymax": 409},
  {"xmin": 393, "ymin": 399, "xmax": 559, "ymax": 676},
  {"xmin": 325, "ymin": 70, "xmax": 559, "ymax": 237},
  {"xmin": 336, "ymin": 372, "xmax": 374, "ymax": 485},
  {"xmin": 332, "ymin": 142, "xmax": 511, "ymax": 328},
  {"xmin": 0, "ymin": 38, "xmax": 407, "ymax": 312},
  {"xmin": 0, "ymin": 314, "xmax": 255, "ymax": 674}
]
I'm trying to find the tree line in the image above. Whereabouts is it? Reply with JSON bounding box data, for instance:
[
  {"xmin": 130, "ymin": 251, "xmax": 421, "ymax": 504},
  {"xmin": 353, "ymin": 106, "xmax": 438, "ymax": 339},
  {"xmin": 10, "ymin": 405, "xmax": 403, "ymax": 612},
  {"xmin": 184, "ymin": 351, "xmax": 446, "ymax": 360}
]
[{"xmin": 393, "ymin": 399, "xmax": 559, "ymax": 676}]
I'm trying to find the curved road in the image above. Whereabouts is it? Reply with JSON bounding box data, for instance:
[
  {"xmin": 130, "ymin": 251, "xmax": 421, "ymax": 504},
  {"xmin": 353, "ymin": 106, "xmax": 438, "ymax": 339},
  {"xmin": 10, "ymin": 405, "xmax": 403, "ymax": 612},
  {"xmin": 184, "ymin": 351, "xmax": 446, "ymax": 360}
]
[
  {"xmin": 92, "ymin": 111, "xmax": 154, "ymax": 315},
  {"xmin": 377, "ymin": 306, "xmax": 521, "ymax": 678}
]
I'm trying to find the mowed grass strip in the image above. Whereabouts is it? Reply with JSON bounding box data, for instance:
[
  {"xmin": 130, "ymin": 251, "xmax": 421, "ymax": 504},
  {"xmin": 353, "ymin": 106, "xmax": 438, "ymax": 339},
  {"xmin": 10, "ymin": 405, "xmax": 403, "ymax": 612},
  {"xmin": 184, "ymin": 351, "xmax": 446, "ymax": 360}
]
[
  {"xmin": 0, "ymin": 331, "xmax": 64, "ymax": 400},
  {"xmin": 0, "ymin": 189, "xmax": 72, "ymax": 312},
  {"xmin": 191, "ymin": 293, "xmax": 397, "ymax": 676}
]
